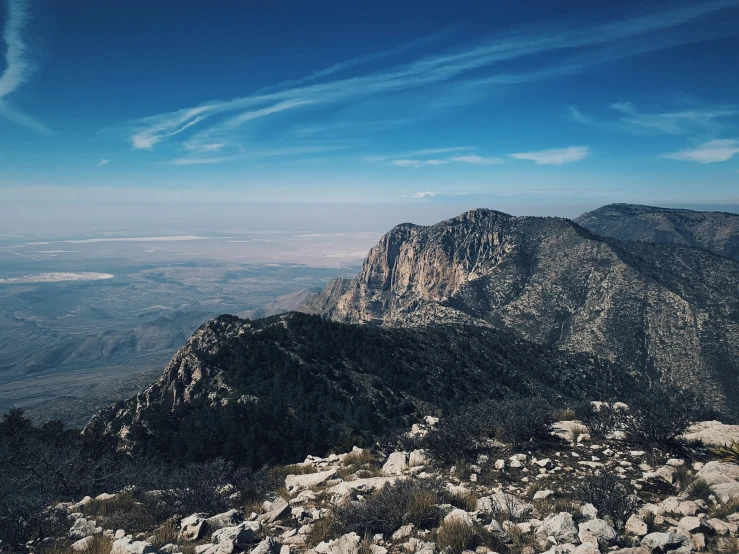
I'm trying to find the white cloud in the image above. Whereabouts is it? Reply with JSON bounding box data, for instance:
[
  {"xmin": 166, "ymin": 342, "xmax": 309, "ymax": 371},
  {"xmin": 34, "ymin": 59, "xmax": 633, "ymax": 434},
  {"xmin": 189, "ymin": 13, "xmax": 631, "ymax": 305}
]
[
  {"xmin": 127, "ymin": 1, "xmax": 739, "ymax": 157},
  {"xmin": 610, "ymin": 101, "xmax": 636, "ymax": 114},
  {"xmin": 97, "ymin": 158, "xmax": 109, "ymax": 166},
  {"xmin": 510, "ymin": 146, "xmax": 590, "ymax": 165},
  {"xmin": 662, "ymin": 139, "xmax": 739, "ymax": 163},
  {"xmin": 0, "ymin": 0, "xmax": 51, "ymax": 134},
  {"xmin": 410, "ymin": 191, "xmax": 438, "ymax": 198},
  {"xmin": 424, "ymin": 159, "xmax": 448, "ymax": 165},
  {"xmin": 450, "ymin": 154, "xmax": 504, "ymax": 165},
  {"xmin": 392, "ymin": 159, "xmax": 424, "ymax": 168}
]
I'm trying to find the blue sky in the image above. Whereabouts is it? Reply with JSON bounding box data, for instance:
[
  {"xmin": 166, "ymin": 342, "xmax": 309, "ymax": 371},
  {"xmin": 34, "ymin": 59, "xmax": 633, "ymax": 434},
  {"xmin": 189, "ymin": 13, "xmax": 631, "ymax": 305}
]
[{"xmin": 1, "ymin": 0, "xmax": 739, "ymax": 207}]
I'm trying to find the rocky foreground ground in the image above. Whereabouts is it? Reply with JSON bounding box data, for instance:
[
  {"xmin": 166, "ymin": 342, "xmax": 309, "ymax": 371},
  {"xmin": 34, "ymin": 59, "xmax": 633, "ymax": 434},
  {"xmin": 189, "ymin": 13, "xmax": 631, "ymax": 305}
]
[{"xmin": 32, "ymin": 417, "xmax": 739, "ymax": 554}]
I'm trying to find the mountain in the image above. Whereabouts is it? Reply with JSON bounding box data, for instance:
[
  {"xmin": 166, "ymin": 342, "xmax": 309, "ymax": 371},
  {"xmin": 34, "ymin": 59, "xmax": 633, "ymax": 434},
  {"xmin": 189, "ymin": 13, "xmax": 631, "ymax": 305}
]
[
  {"xmin": 85, "ymin": 312, "xmax": 642, "ymax": 468},
  {"xmin": 575, "ymin": 203, "xmax": 739, "ymax": 260},
  {"xmin": 300, "ymin": 209, "xmax": 739, "ymax": 416},
  {"xmin": 237, "ymin": 288, "xmax": 320, "ymax": 320}
]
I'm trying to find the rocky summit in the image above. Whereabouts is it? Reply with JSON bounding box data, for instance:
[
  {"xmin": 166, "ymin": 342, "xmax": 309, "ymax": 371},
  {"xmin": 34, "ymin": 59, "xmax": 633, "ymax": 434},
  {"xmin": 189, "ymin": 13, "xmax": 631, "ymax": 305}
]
[
  {"xmin": 575, "ymin": 204, "xmax": 739, "ymax": 261},
  {"xmin": 299, "ymin": 209, "xmax": 739, "ymax": 417}
]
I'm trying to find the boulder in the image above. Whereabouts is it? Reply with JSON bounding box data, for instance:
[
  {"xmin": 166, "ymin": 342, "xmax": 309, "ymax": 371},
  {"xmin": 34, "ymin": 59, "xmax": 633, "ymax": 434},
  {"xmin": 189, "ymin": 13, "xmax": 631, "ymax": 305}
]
[
  {"xmin": 212, "ymin": 522, "xmax": 262, "ymax": 547},
  {"xmin": 263, "ymin": 498, "xmax": 290, "ymax": 523},
  {"xmin": 285, "ymin": 469, "xmax": 338, "ymax": 492},
  {"xmin": 694, "ymin": 462, "xmax": 739, "ymax": 486},
  {"xmin": 250, "ymin": 538, "xmax": 279, "ymax": 554},
  {"xmin": 489, "ymin": 493, "xmax": 533, "ymax": 518},
  {"xmin": 534, "ymin": 490, "xmax": 554, "ymax": 500},
  {"xmin": 682, "ymin": 421, "xmax": 739, "ymax": 446},
  {"xmin": 444, "ymin": 509, "xmax": 474, "ymax": 528},
  {"xmin": 71, "ymin": 536, "xmax": 95, "ymax": 551},
  {"xmin": 391, "ymin": 524, "xmax": 414, "ymax": 541},
  {"xmin": 579, "ymin": 519, "xmax": 619, "ymax": 548},
  {"xmin": 382, "ymin": 452, "xmax": 408, "ymax": 476},
  {"xmin": 625, "ymin": 515, "xmax": 649, "ymax": 537},
  {"xmin": 315, "ymin": 533, "xmax": 361, "ymax": 554},
  {"xmin": 581, "ymin": 504, "xmax": 598, "ymax": 521},
  {"xmin": 676, "ymin": 517, "xmax": 711, "ymax": 537},
  {"xmin": 408, "ymin": 450, "xmax": 428, "ymax": 467},
  {"xmin": 159, "ymin": 545, "xmax": 179, "ymax": 554},
  {"xmin": 573, "ymin": 544, "xmax": 600, "ymax": 554},
  {"xmin": 536, "ymin": 512, "xmax": 579, "ymax": 543},
  {"xmin": 69, "ymin": 518, "xmax": 100, "ymax": 540},
  {"xmin": 110, "ymin": 538, "xmax": 155, "ymax": 554},
  {"xmin": 641, "ymin": 532, "xmax": 692, "ymax": 554},
  {"xmin": 207, "ymin": 510, "xmax": 243, "ymax": 531},
  {"xmin": 180, "ymin": 514, "xmax": 208, "ymax": 541},
  {"xmin": 710, "ymin": 482, "xmax": 739, "ymax": 503}
]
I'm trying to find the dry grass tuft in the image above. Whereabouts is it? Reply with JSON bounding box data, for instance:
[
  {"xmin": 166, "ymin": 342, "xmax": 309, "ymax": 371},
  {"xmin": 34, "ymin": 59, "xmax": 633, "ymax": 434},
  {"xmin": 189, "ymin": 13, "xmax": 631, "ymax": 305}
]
[
  {"xmin": 448, "ymin": 491, "xmax": 478, "ymax": 513},
  {"xmin": 569, "ymin": 423, "xmax": 588, "ymax": 443},
  {"xmin": 709, "ymin": 497, "xmax": 739, "ymax": 519},
  {"xmin": 435, "ymin": 520, "xmax": 475, "ymax": 554},
  {"xmin": 306, "ymin": 514, "xmax": 336, "ymax": 547},
  {"xmin": 151, "ymin": 520, "xmax": 179, "ymax": 548},
  {"xmin": 343, "ymin": 449, "xmax": 373, "ymax": 467},
  {"xmin": 554, "ymin": 408, "xmax": 577, "ymax": 421},
  {"xmin": 82, "ymin": 492, "xmax": 139, "ymax": 519}
]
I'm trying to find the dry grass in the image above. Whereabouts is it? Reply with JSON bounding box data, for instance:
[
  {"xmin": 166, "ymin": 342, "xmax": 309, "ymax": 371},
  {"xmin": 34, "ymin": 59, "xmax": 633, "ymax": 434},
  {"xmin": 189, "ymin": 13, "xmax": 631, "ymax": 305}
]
[
  {"xmin": 672, "ymin": 464, "xmax": 694, "ymax": 490},
  {"xmin": 570, "ymin": 423, "xmax": 588, "ymax": 443},
  {"xmin": 306, "ymin": 514, "xmax": 336, "ymax": 547},
  {"xmin": 506, "ymin": 525, "xmax": 538, "ymax": 554},
  {"xmin": 436, "ymin": 520, "xmax": 475, "ymax": 554},
  {"xmin": 270, "ymin": 463, "xmax": 318, "ymax": 480},
  {"xmin": 448, "ymin": 491, "xmax": 478, "ymax": 513},
  {"xmin": 151, "ymin": 520, "xmax": 179, "ymax": 548},
  {"xmin": 533, "ymin": 495, "xmax": 581, "ymax": 518},
  {"xmin": 554, "ymin": 408, "xmax": 577, "ymax": 421},
  {"xmin": 358, "ymin": 532, "xmax": 374, "ymax": 554},
  {"xmin": 709, "ymin": 497, "xmax": 739, "ymax": 519},
  {"xmin": 82, "ymin": 492, "xmax": 139, "ymax": 518},
  {"xmin": 343, "ymin": 449, "xmax": 373, "ymax": 467},
  {"xmin": 404, "ymin": 489, "xmax": 439, "ymax": 528}
]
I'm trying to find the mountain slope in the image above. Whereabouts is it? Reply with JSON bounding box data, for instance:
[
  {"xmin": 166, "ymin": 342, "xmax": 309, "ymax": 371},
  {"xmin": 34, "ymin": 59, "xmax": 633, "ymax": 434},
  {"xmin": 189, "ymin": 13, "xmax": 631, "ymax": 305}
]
[
  {"xmin": 575, "ymin": 203, "xmax": 739, "ymax": 260},
  {"xmin": 299, "ymin": 209, "xmax": 739, "ymax": 416},
  {"xmin": 85, "ymin": 312, "xmax": 642, "ymax": 468}
]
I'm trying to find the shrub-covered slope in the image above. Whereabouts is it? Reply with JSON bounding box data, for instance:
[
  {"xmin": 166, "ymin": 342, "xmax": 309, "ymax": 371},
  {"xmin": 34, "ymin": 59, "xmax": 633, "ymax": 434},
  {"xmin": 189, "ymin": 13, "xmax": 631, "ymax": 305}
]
[{"xmin": 85, "ymin": 312, "xmax": 642, "ymax": 468}]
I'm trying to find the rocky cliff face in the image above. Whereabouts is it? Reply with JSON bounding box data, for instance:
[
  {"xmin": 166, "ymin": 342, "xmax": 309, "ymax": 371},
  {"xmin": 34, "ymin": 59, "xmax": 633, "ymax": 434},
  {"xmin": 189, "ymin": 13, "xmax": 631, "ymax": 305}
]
[
  {"xmin": 299, "ymin": 209, "xmax": 739, "ymax": 416},
  {"xmin": 575, "ymin": 203, "xmax": 739, "ymax": 261},
  {"xmin": 85, "ymin": 312, "xmax": 642, "ymax": 464}
]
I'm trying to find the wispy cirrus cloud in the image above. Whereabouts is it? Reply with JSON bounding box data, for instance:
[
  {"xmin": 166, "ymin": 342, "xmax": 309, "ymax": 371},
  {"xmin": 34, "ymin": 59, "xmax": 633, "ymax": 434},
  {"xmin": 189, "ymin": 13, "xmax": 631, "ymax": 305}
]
[
  {"xmin": 571, "ymin": 100, "xmax": 738, "ymax": 137},
  {"xmin": 127, "ymin": 0, "xmax": 739, "ymax": 163},
  {"xmin": 96, "ymin": 158, "xmax": 109, "ymax": 166},
  {"xmin": 450, "ymin": 154, "xmax": 504, "ymax": 165},
  {"xmin": 510, "ymin": 146, "xmax": 590, "ymax": 165},
  {"xmin": 662, "ymin": 139, "xmax": 739, "ymax": 163},
  {"xmin": 0, "ymin": 0, "xmax": 51, "ymax": 134},
  {"xmin": 392, "ymin": 159, "xmax": 448, "ymax": 168}
]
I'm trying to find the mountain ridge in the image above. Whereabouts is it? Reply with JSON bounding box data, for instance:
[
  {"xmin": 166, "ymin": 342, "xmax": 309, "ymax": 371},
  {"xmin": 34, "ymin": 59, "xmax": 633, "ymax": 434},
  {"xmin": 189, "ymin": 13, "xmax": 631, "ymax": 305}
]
[
  {"xmin": 575, "ymin": 203, "xmax": 739, "ymax": 261},
  {"xmin": 299, "ymin": 208, "xmax": 739, "ymax": 416}
]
